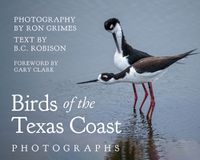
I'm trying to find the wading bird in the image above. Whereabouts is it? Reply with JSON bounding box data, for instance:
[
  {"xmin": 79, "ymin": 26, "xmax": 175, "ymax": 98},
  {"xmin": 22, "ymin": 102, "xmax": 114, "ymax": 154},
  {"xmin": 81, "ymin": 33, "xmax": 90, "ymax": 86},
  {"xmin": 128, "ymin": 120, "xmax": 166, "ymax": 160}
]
[
  {"xmin": 104, "ymin": 18, "xmax": 152, "ymax": 111},
  {"xmin": 77, "ymin": 49, "xmax": 198, "ymax": 120}
]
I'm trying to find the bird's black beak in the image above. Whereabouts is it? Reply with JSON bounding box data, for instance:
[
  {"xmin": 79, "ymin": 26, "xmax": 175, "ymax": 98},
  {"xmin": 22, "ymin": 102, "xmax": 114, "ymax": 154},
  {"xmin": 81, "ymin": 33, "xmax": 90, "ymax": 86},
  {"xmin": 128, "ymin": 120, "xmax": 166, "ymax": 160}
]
[
  {"xmin": 77, "ymin": 79, "xmax": 98, "ymax": 84},
  {"xmin": 112, "ymin": 33, "xmax": 120, "ymax": 53}
]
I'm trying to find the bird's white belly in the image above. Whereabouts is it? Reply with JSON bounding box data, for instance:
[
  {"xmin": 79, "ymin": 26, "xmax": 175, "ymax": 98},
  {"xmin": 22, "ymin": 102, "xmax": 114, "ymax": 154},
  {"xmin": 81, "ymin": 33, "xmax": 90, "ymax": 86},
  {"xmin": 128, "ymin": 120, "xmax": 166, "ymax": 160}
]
[
  {"xmin": 114, "ymin": 52, "xmax": 130, "ymax": 70},
  {"xmin": 123, "ymin": 67, "xmax": 167, "ymax": 84}
]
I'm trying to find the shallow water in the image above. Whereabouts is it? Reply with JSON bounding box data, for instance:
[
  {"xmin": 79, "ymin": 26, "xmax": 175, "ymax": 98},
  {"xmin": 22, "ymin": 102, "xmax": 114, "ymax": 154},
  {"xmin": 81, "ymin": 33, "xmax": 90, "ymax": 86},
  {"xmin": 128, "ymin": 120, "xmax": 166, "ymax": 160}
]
[{"xmin": 1, "ymin": 0, "xmax": 200, "ymax": 160}]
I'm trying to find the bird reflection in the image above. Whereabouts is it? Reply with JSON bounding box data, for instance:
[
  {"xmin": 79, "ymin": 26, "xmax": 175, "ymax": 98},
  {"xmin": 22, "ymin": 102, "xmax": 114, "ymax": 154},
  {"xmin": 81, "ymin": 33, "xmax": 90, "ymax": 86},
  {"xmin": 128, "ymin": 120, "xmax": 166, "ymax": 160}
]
[{"xmin": 106, "ymin": 112, "xmax": 162, "ymax": 160}]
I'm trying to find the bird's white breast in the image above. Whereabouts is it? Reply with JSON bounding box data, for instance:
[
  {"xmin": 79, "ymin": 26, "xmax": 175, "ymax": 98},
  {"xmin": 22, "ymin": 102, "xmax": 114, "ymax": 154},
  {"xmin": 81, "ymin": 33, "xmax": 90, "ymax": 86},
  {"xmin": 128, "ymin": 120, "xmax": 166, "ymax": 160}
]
[{"xmin": 114, "ymin": 51, "xmax": 130, "ymax": 71}]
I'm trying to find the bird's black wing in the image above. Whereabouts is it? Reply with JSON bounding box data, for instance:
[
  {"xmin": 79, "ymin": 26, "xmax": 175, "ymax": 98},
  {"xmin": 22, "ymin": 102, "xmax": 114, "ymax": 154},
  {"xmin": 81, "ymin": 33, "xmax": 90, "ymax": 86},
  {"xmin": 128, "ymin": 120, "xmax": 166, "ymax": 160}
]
[
  {"xmin": 133, "ymin": 49, "xmax": 197, "ymax": 74},
  {"xmin": 122, "ymin": 42, "xmax": 152, "ymax": 64}
]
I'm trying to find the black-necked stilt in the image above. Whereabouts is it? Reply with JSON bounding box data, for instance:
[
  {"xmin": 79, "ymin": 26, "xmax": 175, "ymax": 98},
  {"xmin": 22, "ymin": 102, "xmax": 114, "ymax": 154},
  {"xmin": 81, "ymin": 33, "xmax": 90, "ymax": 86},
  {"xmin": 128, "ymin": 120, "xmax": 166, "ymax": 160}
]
[
  {"xmin": 104, "ymin": 18, "xmax": 152, "ymax": 111},
  {"xmin": 77, "ymin": 49, "xmax": 198, "ymax": 120}
]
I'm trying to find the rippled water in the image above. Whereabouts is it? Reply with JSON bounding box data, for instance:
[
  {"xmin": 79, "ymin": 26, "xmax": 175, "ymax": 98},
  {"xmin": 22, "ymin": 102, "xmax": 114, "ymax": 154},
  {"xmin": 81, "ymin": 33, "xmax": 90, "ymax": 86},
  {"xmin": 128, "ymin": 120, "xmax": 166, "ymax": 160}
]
[{"xmin": 1, "ymin": 0, "xmax": 200, "ymax": 160}]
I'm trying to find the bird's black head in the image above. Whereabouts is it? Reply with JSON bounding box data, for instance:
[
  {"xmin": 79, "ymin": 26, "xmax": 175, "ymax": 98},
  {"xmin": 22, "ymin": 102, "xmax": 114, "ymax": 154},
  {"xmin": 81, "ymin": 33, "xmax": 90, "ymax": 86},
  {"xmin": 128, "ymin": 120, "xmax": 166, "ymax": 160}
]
[
  {"xmin": 104, "ymin": 18, "xmax": 120, "ymax": 32},
  {"xmin": 77, "ymin": 73, "xmax": 116, "ymax": 85},
  {"xmin": 99, "ymin": 73, "xmax": 115, "ymax": 83}
]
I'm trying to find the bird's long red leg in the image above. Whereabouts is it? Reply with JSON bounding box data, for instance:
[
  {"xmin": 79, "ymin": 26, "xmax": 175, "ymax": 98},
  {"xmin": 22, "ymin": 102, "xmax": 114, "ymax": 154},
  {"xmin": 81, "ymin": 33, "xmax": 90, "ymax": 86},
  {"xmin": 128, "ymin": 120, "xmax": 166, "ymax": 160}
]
[
  {"xmin": 147, "ymin": 82, "xmax": 155, "ymax": 120},
  {"xmin": 132, "ymin": 83, "xmax": 138, "ymax": 110},
  {"xmin": 139, "ymin": 83, "xmax": 148, "ymax": 112}
]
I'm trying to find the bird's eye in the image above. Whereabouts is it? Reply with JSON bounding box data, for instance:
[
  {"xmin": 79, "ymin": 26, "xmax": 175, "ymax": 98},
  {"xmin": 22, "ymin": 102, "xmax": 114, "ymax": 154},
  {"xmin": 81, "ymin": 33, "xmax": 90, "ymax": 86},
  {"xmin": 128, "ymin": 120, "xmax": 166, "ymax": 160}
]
[{"xmin": 109, "ymin": 24, "xmax": 113, "ymax": 29}]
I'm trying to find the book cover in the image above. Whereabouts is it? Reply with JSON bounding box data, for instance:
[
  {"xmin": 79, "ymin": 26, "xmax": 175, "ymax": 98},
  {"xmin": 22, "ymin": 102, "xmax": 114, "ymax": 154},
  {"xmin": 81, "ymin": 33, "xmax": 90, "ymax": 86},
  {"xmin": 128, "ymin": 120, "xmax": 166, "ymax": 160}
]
[{"xmin": 1, "ymin": 0, "xmax": 200, "ymax": 160}]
